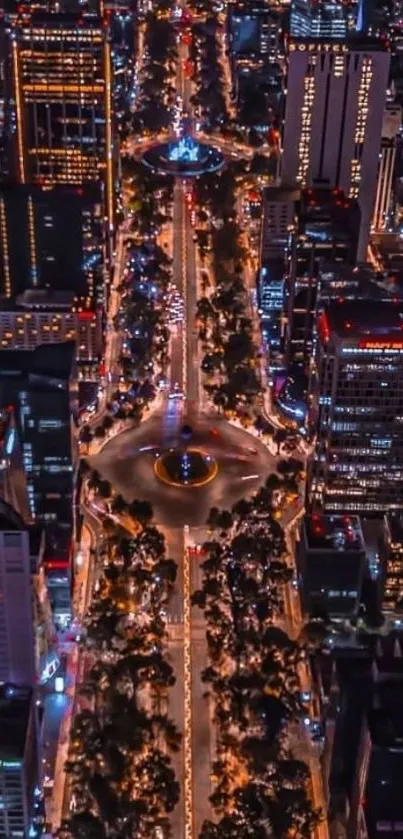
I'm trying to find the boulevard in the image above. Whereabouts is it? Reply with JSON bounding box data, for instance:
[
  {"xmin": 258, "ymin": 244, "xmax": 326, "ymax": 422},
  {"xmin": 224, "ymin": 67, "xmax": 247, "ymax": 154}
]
[{"xmin": 48, "ymin": 8, "xmax": 328, "ymax": 839}]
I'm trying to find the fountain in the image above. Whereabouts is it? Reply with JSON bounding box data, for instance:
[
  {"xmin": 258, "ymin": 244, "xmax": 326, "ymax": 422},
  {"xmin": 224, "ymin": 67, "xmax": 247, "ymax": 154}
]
[
  {"xmin": 143, "ymin": 133, "xmax": 224, "ymax": 177},
  {"xmin": 168, "ymin": 135, "xmax": 201, "ymax": 163},
  {"xmin": 154, "ymin": 447, "xmax": 217, "ymax": 487}
]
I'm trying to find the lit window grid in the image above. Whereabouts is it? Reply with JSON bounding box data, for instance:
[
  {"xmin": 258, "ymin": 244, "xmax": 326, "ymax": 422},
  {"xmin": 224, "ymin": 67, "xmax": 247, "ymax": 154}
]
[
  {"xmin": 354, "ymin": 58, "xmax": 372, "ymax": 145},
  {"xmin": 297, "ymin": 74, "xmax": 315, "ymax": 185}
]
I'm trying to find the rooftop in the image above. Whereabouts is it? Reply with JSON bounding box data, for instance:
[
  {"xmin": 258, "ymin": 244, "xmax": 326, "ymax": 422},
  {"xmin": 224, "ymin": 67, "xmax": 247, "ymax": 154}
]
[
  {"xmin": 0, "ymin": 342, "xmax": 75, "ymax": 380},
  {"xmin": 263, "ymin": 186, "xmax": 301, "ymax": 204},
  {"xmin": 367, "ymin": 708, "xmax": 403, "ymax": 747},
  {"xmin": 385, "ymin": 513, "xmax": 403, "ymax": 546},
  {"xmin": 0, "ymin": 685, "xmax": 32, "ymax": 761},
  {"xmin": 289, "ymin": 33, "xmax": 389, "ymax": 50},
  {"xmin": 0, "ymin": 498, "xmax": 26, "ymax": 532},
  {"xmin": 0, "ymin": 290, "xmax": 77, "ymax": 312},
  {"xmin": 304, "ymin": 514, "xmax": 365, "ymax": 553},
  {"xmin": 321, "ymin": 299, "xmax": 403, "ymax": 341}
]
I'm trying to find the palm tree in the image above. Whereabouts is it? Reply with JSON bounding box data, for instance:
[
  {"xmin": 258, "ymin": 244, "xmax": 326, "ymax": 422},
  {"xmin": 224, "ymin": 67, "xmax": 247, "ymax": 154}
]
[
  {"xmin": 87, "ymin": 470, "xmax": 102, "ymax": 493},
  {"xmin": 98, "ymin": 479, "xmax": 112, "ymax": 499},
  {"xmin": 57, "ymin": 812, "xmax": 107, "ymax": 839},
  {"xmin": 110, "ymin": 494, "xmax": 127, "ymax": 515},
  {"xmin": 127, "ymin": 499, "xmax": 153, "ymax": 526},
  {"xmin": 79, "ymin": 425, "xmax": 93, "ymax": 445}
]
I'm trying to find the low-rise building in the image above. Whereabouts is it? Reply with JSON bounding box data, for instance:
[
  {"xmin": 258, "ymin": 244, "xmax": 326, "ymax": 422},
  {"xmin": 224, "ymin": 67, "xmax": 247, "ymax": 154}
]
[{"xmin": 0, "ymin": 289, "xmax": 102, "ymax": 382}]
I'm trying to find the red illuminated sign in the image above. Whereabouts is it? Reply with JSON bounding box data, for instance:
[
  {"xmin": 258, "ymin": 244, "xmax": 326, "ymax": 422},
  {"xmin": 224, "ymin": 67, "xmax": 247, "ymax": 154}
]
[
  {"xmin": 318, "ymin": 312, "xmax": 330, "ymax": 343},
  {"xmin": 359, "ymin": 340, "xmax": 403, "ymax": 350},
  {"xmin": 44, "ymin": 559, "xmax": 69, "ymax": 570}
]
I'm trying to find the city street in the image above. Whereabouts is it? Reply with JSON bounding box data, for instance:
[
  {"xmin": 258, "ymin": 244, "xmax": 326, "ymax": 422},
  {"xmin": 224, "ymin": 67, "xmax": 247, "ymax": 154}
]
[{"xmin": 48, "ymin": 13, "xmax": 327, "ymax": 839}]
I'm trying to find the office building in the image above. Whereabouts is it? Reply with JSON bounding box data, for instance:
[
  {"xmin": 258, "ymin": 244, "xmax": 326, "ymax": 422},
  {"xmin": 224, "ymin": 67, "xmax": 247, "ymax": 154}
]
[
  {"xmin": 284, "ymin": 188, "xmax": 360, "ymax": 366},
  {"xmin": 0, "ymin": 183, "xmax": 105, "ymax": 304},
  {"xmin": 0, "ymin": 501, "xmax": 37, "ymax": 686},
  {"xmin": 290, "ymin": 0, "xmax": 351, "ymax": 39},
  {"xmin": 282, "ymin": 37, "xmax": 390, "ymax": 259},
  {"xmin": 260, "ymin": 189, "xmax": 360, "ymax": 369},
  {"xmin": 372, "ymin": 103, "xmax": 401, "ymax": 233},
  {"xmin": 109, "ymin": 6, "xmax": 136, "ymax": 113},
  {"xmin": 317, "ymin": 638, "xmax": 403, "ymax": 839},
  {"xmin": 0, "ymin": 405, "xmax": 31, "ymax": 522},
  {"xmin": 380, "ymin": 514, "xmax": 403, "ymax": 614},
  {"xmin": 226, "ymin": 1, "xmax": 284, "ymax": 133},
  {"xmin": 227, "ymin": 1, "xmax": 283, "ymax": 62},
  {"xmin": 258, "ymin": 188, "xmax": 298, "ymax": 371},
  {"xmin": 307, "ymin": 300, "xmax": 403, "ymax": 514},
  {"xmin": 11, "ymin": 11, "xmax": 115, "ymax": 234},
  {"xmin": 260, "ymin": 186, "xmax": 299, "ymax": 262},
  {"xmin": 0, "ymin": 407, "xmax": 57, "ymax": 678},
  {"xmin": 0, "ymin": 23, "xmax": 13, "ymax": 178},
  {"xmin": 4, "ymin": 0, "xmax": 102, "ymax": 11},
  {"xmin": 297, "ymin": 513, "xmax": 367, "ymax": 616},
  {"xmin": 43, "ymin": 528, "xmax": 73, "ymax": 628},
  {"xmin": 350, "ymin": 654, "xmax": 403, "ymax": 839},
  {"xmin": 0, "ymin": 290, "xmax": 102, "ymax": 382},
  {"xmin": 0, "ymin": 343, "xmax": 77, "ymax": 527},
  {"xmin": 258, "ymin": 259, "xmax": 286, "ymax": 370},
  {"xmin": 0, "ymin": 685, "xmax": 40, "ymax": 839}
]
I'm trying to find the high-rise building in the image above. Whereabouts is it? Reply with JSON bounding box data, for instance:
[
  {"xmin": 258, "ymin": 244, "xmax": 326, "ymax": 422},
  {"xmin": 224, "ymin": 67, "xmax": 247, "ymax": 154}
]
[
  {"xmin": 281, "ymin": 37, "xmax": 390, "ymax": 259},
  {"xmin": 0, "ymin": 405, "xmax": 31, "ymax": 521},
  {"xmin": 258, "ymin": 187, "xmax": 299, "ymax": 371},
  {"xmin": 307, "ymin": 300, "xmax": 403, "ymax": 514},
  {"xmin": 260, "ymin": 186, "xmax": 299, "ymax": 262},
  {"xmin": 318, "ymin": 639, "xmax": 403, "ymax": 839},
  {"xmin": 350, "ymin": 654, "xmax": 403, "ymax": 839},
  {"xmin": 4, "ymin": 0, "xmax": 102, "ymax": 11},
  {"xmin": 0, "ymin": 684, "xmax": 41, "ymax": 839},
  {"xmin": 284, "ymin": 188, "xmax": 360, "ymax": 366},
  {"xmin": 227, "ymin": 1, "xmax": 283, "ymax": 62},
  {"xmin": 289, "ymin": 0, "xmax": 352, "ymax": 39},
  {"xmin": 379, "ymin": 514, "xmax": 403, "ymax": 614},
  {"xmin": 0, "ymin": 500, "xmax": 37, "ymax": 686},
  {"xmin": 0, "ymin": 342, "xmax": 77, "ymax": 527},
  {"xmin": 372, "ymin": 103, "xmax": 401, "ymax": 233},
  {"xmin": 11, "ymin": 11, "xmax": 115, "ymax": 234},
  {"xmin": 0, "ymin": 23, "xmax": 13, "ymax": 178},
  {"xmin": 0, "ymin": 183, "xmax": 105, "ymax": 304}
]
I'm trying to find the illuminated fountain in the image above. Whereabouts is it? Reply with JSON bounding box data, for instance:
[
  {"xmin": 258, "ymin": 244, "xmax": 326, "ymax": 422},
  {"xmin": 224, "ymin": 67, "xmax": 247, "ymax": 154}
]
[
  {"xmin": 143, "ymin": 133, "xmax": 224, "ymax": 176},
  {"xmin": 168, "ymin": 135, "xmax": 201, "ymax": 163},
  {"xmin": 154, "ymin": 447, "xmax": 217, "ymax": 487}
]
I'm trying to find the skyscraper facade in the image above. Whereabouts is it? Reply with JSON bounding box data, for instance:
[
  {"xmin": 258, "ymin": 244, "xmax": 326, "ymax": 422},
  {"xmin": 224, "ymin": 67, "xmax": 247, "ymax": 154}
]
[
  {"xmin": 371, "ymin": 103, "xmax": 401, "ymax": 233},
  {"xmin": 0, "ymin": 343, "xmax": 77, "ymax": 527},
  {"xmin": 290, "ymin": 0, "xmax": 350, "ymax": 39},
  {"xmin": 11, "ymin": 11, "xmax": 115, "ymax": 233},
  {"xmin": 307, "ymin": 300, "xmax": 403, "ymax": 514},
  {"xmin": 0, "ymin": 501, "xmax": 37, "ymax": 687},
  {"xmin": 0, "ymin": 183, "xmax": 104, "ymax": 303},
  {"xmin": 281, "ymin": 37, "xmax": 390, "ymax": 259},
  {"xmin": 284, "ymin": 188, "xmax": 360, "ymax": 366},
  {"xmin": 0, "ymin": 685, "xmax": 40, "ymax": 839}
]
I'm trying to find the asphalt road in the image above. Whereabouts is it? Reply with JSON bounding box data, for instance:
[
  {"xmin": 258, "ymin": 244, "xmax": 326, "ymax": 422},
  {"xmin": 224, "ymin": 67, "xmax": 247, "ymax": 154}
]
[
  {"xmin": 171, "ymin": 180, "xmax": 185, "ymax": 394},
  {"xmin": 89, "ymin": 411, "xmax": 275, "ymax": 527}
]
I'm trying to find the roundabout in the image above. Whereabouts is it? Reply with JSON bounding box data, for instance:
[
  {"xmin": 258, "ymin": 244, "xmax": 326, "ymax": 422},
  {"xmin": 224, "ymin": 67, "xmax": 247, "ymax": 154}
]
[
  {"xmin": 142, "ymin": 134, "xmax": 225, "ymax": 177},
  {"xmin": 88, "ymin": 412, "xmax": 275, "ymax": 527},
  {"xmin": 154, "ymin": 448, "xmax": 217, "ymax": 488}
]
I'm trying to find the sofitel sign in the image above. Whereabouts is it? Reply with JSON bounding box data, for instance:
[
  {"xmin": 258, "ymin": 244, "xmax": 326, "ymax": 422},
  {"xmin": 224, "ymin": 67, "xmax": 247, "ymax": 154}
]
[{"xmin": 289, "ymin": 42, "xmax": 348, "ymax": 53}]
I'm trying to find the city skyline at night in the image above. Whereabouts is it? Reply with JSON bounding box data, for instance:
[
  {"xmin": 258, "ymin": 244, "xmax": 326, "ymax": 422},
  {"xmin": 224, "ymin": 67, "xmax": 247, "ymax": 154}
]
[{"xmin": 0, "ymin": 0, "xmax": 403, "ymax": 837}]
